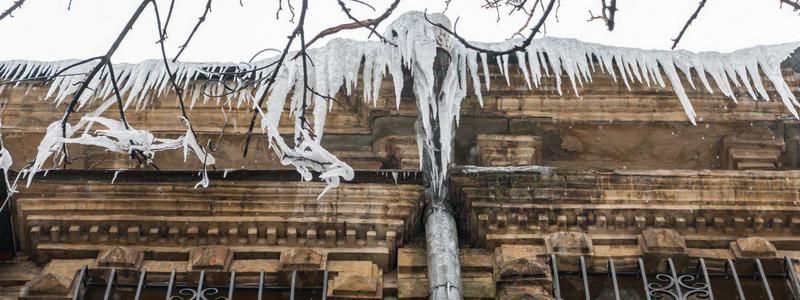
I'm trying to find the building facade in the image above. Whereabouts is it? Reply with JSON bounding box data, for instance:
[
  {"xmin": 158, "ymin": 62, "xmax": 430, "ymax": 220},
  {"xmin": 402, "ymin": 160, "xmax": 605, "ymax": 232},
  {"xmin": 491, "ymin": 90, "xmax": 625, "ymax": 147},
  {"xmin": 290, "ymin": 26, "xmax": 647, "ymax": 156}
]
[{"xmin": 0, "ymin": 50, "xmax": 799, "ymax": 299}]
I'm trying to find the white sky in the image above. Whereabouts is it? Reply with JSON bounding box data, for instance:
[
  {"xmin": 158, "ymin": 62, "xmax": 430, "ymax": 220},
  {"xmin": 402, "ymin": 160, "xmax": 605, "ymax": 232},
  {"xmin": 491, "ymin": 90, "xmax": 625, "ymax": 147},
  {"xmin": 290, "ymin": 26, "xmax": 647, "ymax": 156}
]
[{"xmin": 0, "ymin": 0, "xmax": 798, "ymax": 63}]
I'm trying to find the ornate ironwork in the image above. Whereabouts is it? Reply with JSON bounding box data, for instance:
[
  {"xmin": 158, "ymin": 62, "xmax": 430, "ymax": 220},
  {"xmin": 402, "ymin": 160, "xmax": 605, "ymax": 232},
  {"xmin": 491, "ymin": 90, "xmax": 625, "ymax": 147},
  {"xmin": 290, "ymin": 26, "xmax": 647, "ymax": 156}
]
[
  {"xmin": 70, "ymin": 266, "xmax": 327, "ymax": 300},
  {"xmin": 169, "ymin": 287, "xmax": 229, "ymax": 300},
  {"xmin": 645, "ymin": 260, "xmax": 712, "ymax": 300}
]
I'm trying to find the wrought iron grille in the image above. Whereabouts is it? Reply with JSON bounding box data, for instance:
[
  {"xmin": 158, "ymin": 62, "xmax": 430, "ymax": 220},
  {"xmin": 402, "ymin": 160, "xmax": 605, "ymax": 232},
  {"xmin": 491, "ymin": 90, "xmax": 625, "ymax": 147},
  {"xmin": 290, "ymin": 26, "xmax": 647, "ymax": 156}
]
[
  {"xmin": 71, "ymin": 268, "xmax": 328, "ymax": 300},
  {"xmin": 550, "ymin": 255, "xmax": 800, "ymax": 300},
  {"xmin": 71, "ymin": 256, "xmax": 800, "ymax": 299}
]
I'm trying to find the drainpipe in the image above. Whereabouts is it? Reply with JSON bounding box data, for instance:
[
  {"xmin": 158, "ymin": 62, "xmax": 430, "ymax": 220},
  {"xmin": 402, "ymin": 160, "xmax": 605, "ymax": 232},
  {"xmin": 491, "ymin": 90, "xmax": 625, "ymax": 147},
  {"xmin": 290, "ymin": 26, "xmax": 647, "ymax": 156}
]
[
  {"xmin": 424, "ymin": 199, "xmax": 462, "ymax": 299},
  {"xmin": 419, "ymin": 46, "xmax": 462, "ymax": 300}
]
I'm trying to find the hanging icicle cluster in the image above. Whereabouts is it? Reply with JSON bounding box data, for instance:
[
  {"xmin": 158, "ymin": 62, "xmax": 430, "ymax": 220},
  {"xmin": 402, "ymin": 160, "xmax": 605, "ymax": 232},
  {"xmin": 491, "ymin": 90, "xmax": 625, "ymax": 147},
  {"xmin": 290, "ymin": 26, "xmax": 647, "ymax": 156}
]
[{"xmin": 0, "ymin": 11, "xmax": 798, "ymax": 193}]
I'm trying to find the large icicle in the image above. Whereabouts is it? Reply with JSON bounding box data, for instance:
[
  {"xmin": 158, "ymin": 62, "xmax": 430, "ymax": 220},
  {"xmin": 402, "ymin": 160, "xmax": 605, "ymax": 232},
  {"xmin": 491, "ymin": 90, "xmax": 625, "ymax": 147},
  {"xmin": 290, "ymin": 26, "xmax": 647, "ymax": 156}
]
[{"xmin": 384, "ymin": 12, "xmax": 465, "ymax": 300}]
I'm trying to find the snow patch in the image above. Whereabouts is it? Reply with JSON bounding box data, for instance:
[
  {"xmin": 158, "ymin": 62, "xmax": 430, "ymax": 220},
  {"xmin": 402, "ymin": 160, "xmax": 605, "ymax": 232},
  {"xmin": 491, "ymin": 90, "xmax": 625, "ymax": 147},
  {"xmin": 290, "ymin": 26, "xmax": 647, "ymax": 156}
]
[{"xmin": 461, "ymin": 165, "xmax": 553, "ymax": 175}]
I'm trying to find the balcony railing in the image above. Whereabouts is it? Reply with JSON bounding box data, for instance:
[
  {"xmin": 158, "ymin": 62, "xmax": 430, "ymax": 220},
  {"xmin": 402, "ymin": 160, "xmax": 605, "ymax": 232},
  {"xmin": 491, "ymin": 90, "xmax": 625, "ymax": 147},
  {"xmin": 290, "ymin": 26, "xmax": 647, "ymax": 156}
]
[{"xmin": 551, "ymin": 255, "xmax": 800, "ymax": 300}]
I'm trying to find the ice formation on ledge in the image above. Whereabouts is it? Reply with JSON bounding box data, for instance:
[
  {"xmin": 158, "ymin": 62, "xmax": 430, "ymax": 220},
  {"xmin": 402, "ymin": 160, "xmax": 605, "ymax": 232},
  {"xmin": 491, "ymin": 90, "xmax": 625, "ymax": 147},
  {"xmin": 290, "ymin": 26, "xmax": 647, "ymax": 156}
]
[
  {"xmin": 461, "ymin": 165, "xmax": 554, "ymax": 175},
  {"xmin": 0, "ymin": 11, "xmax": 798, "ymax": 193}
]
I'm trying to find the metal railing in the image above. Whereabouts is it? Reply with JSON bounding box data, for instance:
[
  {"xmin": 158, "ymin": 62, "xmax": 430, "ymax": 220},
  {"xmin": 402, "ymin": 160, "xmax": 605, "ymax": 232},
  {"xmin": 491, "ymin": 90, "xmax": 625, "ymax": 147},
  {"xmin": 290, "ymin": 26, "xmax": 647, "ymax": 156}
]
[
  {"xmin": 549, "ymin": 255, "xmax": 800, "ymax": 300},
  {"xmin": 68, "ymin": 255, "xmax": 800, "ymax": 300},
  {"xmin": 71, "ymin": 267, "xmax": 328, "ymax": 300}
]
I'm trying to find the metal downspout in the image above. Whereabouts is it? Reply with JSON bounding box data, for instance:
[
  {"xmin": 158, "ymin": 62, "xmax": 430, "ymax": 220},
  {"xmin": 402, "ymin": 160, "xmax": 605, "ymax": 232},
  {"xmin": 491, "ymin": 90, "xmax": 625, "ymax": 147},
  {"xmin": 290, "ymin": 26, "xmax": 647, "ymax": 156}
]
[{"xmin": 420, "ymin": 46, "xmax": 462, "ymax": 300}]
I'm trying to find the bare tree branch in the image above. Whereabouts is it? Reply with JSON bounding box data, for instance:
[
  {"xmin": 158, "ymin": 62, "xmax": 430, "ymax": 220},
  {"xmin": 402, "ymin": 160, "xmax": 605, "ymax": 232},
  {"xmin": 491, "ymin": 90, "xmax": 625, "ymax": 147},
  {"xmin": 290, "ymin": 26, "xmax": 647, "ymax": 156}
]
[
  {"xmin": 59, "ymin": 0, "xmax": 152, "ymax": 162},
  {"xmin": 425, "ymin": 0, "xmax": 557, "ymax": 56},
  {"xmin": 276, "ymin": 0, "xmax": 296, "ymax": 21},
  {"xmin": 151, "ymin": 1, "xmax": 202, "ymax": 144},
  {"xmin": 106, "ymin": 60, "xmax": 156, "ymax": 164},
  {"xmin": 105, "ymin": 62, "xmax": 130, "ymax": 129},
  {"xmin": 671, "ymin": 0, "xmax": 707, "ymax": 49},
  {"xmin": 242, "ymin": 1, "xmax": 306, "ymax": 157},
  {"xmin": 304, "ymin": 0, "xmax": 400, "ymax": 48},
  {"xmin": 173, "ymin": 0, "xmax": 213, "ymax": 62},
  {"xmin": 587, "ymin": 0, "xmax": 617, "ymax": 31},
  {"xmin": 297, "ymin": 0, "xmax": 311, "ymax": 143},
  {"xmin": 781, "ymin": 0, "xmax": 800, "ymax": 10},
  {"xmin": 0, "ymin": 0, "xmax": 26, "ymax": 22},
  {"xmin": 347, "ymin": 0, "xmax": 376, "ymax": 11},
  {"xmin": 161, "ymin": 0, "xmax": 176, "ymax": 39},
  {"xmin": 510, "ymin": 0, "xmax": 541, "ymax": 39},
  {"xmin": 604, "ymin": 0, "xmax": 616, "ymax": 30},
  {"xmin": 28, "ymin": 0, "xmax": 217, "ymax": 170}
]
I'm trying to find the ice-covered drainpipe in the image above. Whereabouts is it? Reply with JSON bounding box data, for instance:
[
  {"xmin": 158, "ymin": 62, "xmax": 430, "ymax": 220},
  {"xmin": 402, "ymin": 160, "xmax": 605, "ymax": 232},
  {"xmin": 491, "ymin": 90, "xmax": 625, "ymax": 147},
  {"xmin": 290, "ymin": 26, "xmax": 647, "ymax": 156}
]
[
  {"xmin": 424, "ymin": 197, "xmax": 462, "ymax": 300},
  {"xmin": 419, "ymin": 44, "xmax": 463, "ymax": 299}
]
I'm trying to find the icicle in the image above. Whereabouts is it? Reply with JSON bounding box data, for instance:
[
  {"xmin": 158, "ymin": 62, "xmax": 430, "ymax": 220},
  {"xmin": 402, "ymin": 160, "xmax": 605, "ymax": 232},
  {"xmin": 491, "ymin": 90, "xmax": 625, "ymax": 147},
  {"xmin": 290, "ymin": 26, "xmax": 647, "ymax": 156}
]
[
  {"xmin": 479, "ymin": 52, "xmax": 491, "ymax": 90},
  {"xmin": 180, "ymin": 118, "xmax": 215, "ymax": 165},
  {"xmin": 0, "ymin": 144, "xmax": 12, "ymax": 191},
  {"xmin": 195, "ymin": 166, "xmax": 209, "ymax": 189},
  {"xmin": 466, "ymin": 49, "xmax": 484, "ymax": 106},
  {"xmin": 1, "ymin": 13, "xmax": 798, "ymax": 197},
  {"xmin": 515, "ymin": 51, "xmax": 532, "ymax": 89},
  {"xmin": 111, "ymin": 170, "xmax": 124, "ymax": 184}
]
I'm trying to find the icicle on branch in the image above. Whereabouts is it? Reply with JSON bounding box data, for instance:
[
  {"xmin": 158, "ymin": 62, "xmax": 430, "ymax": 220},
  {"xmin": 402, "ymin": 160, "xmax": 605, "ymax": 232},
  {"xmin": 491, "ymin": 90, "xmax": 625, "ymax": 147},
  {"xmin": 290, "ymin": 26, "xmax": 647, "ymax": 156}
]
[
  {"xmin": 18, "ymin": 0, "xmax": 219, "ymax": 188},
  {"xmin": 228, "ymin": 0, "xmax": 355, "ymax": 197},
  {"xmin": 242, "ymin": 0, "xmax": 309, "ymax": 157},
  {"xmin": 246, "ymin": 0, "xmax": 402, "ymax": 152},
  {"xmin": 56, "ymin": 0, "xmax": 153, "ymax": 167},
  {"xmin": 151, "ymin": 0, "xmax": 216, "ymax": 187}
]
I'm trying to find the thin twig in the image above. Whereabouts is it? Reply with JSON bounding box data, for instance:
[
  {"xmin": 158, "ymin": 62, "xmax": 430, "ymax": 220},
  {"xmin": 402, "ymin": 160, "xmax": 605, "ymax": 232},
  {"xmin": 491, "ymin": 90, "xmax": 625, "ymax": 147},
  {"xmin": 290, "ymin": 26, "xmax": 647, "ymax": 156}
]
[
  {"xmin": 0, "ymin": 0, "xmax": 25, "ymax": 21},
  {"xmin": 173, "ymin": 0, "xmax": 213, "ymax": 62},
  {"xmin": 347, "ymin": 0, "xmax": 375, "ymax": 11},
  {"xmin": 780, "ymin": 0, "xmax": 800, "ymax": 10},
  {"xmin": 304, "ymin": 0, "xmax": 399, "ymax": 48},
  {"xmin": 161, "ymin": 0, "xmax": 176, "ymax": 40},
  {"xmin": 671, "ymin": 0, "xmax": 707, "ymax": 49},
  {"xmin": 105, "ymin": 62, "xmax": 129, "ymax": 129},
  {"xmin": 587, "ymin": 0, "xmax": 616, "ymax": 31},
  {"xmin": 425, "ymin": 0, "xmax": 556, "ymax": 56},
  {"xmin": 151, "ymin": 1, "xmax": 198, "ymax": 139},
  {"xmin": 297, "ymin": 0, "xmax": 310, "ymax": 143},
  {"xmin": 306, "ymin": 0, "xmax": 400, "ymax": 47},
  {"xmin": 510, "ymin": 0, "xmax": 541, "ymax": 39}
]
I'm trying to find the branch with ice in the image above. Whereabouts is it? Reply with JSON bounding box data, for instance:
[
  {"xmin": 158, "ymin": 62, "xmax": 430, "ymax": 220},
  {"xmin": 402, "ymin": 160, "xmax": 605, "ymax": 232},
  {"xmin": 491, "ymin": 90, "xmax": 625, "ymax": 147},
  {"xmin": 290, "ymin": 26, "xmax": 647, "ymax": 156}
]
[{"xmin": 24, "ymin": 103, "xmax": 213, "ymax": 188}]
